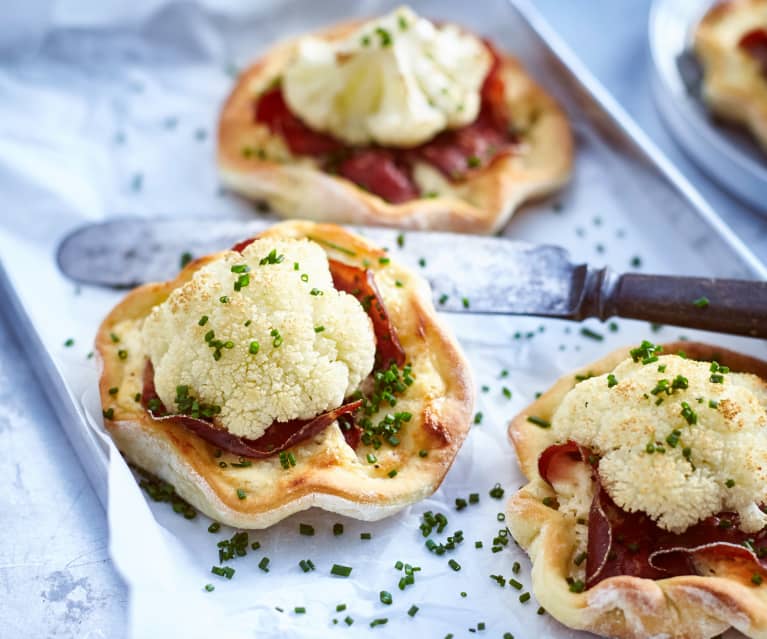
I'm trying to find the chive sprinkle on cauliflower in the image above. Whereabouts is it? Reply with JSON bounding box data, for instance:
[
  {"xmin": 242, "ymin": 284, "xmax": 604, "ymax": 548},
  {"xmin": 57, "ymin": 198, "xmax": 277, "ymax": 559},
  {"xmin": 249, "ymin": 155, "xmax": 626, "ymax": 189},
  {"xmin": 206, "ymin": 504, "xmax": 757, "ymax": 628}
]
[
  {"xmin": 551, "ymin": 352, "xmax": 767, "ymax": 534},
  {"xmin": 141, "ymin": 238, "xmax": 376, "ymax": 440}
]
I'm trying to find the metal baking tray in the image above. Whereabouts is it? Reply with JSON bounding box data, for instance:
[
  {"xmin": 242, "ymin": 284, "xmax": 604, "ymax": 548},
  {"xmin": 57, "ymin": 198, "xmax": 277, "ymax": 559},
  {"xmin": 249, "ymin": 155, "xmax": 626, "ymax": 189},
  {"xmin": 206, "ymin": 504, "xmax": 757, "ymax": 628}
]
[
  {"xmin": 0, "ymin": 0, "xmax": 765, "ymax": 637},
  {"xmin": 650, "ymin": 0, "xmax": 767, "ymax": 213}
]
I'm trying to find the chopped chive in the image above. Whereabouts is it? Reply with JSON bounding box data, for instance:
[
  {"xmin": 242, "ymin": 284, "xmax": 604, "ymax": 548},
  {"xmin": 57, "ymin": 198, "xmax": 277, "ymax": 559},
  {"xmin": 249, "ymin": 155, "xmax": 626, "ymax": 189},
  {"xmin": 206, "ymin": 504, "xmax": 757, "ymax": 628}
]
[
  {"xmin": 180, "ymin": 252, "xmax": 193, "ymax": 268},
  {"xmin": 331, "ymin": 564, "xmax": 352, "ymax": 577},
  {"xmin": 418, "ymin": 449, "xmax": 428, "ymax": 458},
  {"xmin": 407, "ymin": 605, "xmax": 419, "ymax": 617},
  {"xmin": 236, "ymin": 488, "xmax": 246, "ymax": 500},
  {"xmin": 388, "ymin": 469, "xmax": 398, "ymax": 478},
  {"xmin": 526, "ymin": 416, "xmax": 550, "ymax": 428},
  {"xmin": 568, "ymin": 579, "xmax": 585, "ymax": 593},
  {"xmin": 102, "ymin": 408, "xmax": 114, "ymax": 420},
  {"xmin": 299, "ymin": 523, "xmax": 314, "ymax": 536},
  {"xmin": 360, "ymin": 532, "xmax": 372, "ymax": 540},
  {"xmin": 370, "ymin": 618, "xmax": 388, "ymax": 627},
  {"xmin": 438, "ymin": 294, "xmax": 448, "ymax": 305},
  {"xmin": 379, "ymin": 591, "xmax": 393, "ymax": 605},
  {"xmin": 693, "ymin": 296, "xmax": 710, "ymax": 308},
  {"xmin": 519, "ymin": 592, "xmax": 531, "ymax": 603},
  {"xmin": 258, "ymin": 557, "xmax": 270, "ymax": 572},
  {"xmin": 117, "ymin": 349, "xmax": 128, "ymax": 360},
  {"xmin": 208, "ymin": 522, "xmax": 221, "ymax": 533},
  {"xmin": 294, "ymin": 607, "xmax": 306, "ymax": 614},
  {"xmin": 345, "ymin": 616, "xmax": 354, "ymax": 626},
  {"xmin": 502, "ymin": 387, "xmax": 512, "ymax": 399},
  {"xmin": 204, "ymin": 584, "xmax": 214, "ymax": 592},
  {"xmin": 448, "ymin": 559, "xmax": 461, "ymax": 571},
  {"xmin": 462, "ymin": 297, "xmax": 470, "ymax": 309},
  {"xmin": 580, "ymin": 327, "xmax": 603, "ymax": 341},
  {"xmin": 314, "ymin": 325, "xmax": 325, "ymax": 333},
  {"xmin": 109, "ymin": 332, "xmax": 120, "ymax": 343},
  {"xmin": 211, "ymin": 565, "xmax": 235, "ymax": 579},
  {"xmin": 198, "ymin": 315, "xmax": 208, "ymax": 326},
  {"xmin": 333, "ymin": 523, "xmax": 344, "ymax": 536}
]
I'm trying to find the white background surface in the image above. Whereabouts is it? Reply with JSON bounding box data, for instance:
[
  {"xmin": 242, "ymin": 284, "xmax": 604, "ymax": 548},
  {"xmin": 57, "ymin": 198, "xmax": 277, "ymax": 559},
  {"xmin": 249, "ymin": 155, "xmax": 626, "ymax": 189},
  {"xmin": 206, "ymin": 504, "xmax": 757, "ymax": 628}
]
[{"xmin": 0, "ymin": 1, "xmax": 765, "ymax": 638}]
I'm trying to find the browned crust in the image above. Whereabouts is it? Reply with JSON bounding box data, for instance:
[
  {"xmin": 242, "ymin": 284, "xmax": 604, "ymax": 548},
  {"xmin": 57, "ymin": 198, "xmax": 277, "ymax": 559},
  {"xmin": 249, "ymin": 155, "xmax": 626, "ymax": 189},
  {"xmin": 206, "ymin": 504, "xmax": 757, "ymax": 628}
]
[
  {"xmin": 694, "ymin": 0, "xmax": 767, "ymax": 152},
  {"xmin": 216, "ymin": 19, "xmax": 573, "ymax": 234},
  {"xmin": 96, "ymin": 221, "xmax": 474, "ymax": 529},
  {"xmin": 506, "ymin": 342, "xmax": 767, "ymax": 639}
]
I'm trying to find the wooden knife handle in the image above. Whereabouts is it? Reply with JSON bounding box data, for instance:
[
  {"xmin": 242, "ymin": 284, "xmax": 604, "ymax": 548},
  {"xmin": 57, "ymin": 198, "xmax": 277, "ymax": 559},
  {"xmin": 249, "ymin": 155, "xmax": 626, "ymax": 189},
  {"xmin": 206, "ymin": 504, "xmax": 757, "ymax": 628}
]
[{"xmin": 578, "ymin": 268, "xmax": 767, "ymax": 338}]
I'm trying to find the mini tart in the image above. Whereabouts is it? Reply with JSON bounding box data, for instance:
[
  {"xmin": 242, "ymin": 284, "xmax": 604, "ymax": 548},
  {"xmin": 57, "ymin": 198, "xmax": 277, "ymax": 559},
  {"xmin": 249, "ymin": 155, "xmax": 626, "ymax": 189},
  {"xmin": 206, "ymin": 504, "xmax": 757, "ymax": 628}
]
[
  {"xmin": 695, "ymin": 0, "xmax": 767, "ymax": 152},
  {"xmin": 217, "ymin": 20, "xmax": 573, "ymax": 235},
  {"xmin": 97, "ymin": 221, "xmax": 474, "ymax": 529},
  {"xmin": 507, "ymin": 342, "xmax": 767, "ymax": 639}
]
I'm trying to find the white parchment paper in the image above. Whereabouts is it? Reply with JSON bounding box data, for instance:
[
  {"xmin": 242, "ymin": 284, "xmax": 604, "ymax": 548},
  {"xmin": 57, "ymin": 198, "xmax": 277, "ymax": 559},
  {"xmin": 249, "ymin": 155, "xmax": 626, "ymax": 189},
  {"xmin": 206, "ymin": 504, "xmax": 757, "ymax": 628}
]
[{"xmin": 1, "ymin": 1, "xmax": 765, "ymax": 638}]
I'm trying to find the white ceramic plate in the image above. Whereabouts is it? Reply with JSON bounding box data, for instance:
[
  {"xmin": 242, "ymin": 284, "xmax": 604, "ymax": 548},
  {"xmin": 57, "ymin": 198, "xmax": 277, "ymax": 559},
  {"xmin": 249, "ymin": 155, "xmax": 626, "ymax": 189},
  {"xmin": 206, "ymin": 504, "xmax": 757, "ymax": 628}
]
[{"xmin": 649, "ymin": 0, "xmax": 767, "ymax": 213}]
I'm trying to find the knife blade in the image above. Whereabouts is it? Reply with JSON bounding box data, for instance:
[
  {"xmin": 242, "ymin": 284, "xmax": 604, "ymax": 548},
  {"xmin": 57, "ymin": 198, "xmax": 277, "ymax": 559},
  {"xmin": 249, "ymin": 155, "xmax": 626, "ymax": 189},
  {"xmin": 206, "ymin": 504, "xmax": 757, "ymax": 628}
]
[{"xmin": 57, "ymin": 218, "xmax": 767, "ymax": 338}]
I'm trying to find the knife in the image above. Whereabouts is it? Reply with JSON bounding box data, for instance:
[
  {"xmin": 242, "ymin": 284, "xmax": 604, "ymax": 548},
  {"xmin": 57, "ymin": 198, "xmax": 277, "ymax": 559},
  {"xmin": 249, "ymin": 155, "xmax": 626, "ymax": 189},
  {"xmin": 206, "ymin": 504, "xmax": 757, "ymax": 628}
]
[{"xmin": 57, "ymin": 218, "xmax": 767, "ymax": 338}]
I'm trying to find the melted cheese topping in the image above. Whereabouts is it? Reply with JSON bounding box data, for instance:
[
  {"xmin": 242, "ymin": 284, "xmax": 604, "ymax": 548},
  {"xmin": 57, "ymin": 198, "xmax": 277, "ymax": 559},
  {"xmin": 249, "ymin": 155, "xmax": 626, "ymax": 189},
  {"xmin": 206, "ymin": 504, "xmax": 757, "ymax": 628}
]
[
  {"xmin": 551, "ymin": 354, "xmax": 767, "ymax": 534},
  {"xmin": 282, "ymin": 6, "xmax": 492, "ymax": 147},
  {"xmin": 141, "ymin": 238, "xmax": 375, "ymax": 440}
]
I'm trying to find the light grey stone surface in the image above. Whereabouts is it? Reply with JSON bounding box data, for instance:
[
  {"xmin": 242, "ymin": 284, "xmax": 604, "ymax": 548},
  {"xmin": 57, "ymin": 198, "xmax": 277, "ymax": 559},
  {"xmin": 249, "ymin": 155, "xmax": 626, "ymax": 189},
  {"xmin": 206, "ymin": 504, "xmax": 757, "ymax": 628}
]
[
  {"xmin": 0, "ymin": 307, "xmax": 127, "ymax": 638},
  {"xmin": 1, "ymin": 2, "xmax": 764, "ymax": 637}
]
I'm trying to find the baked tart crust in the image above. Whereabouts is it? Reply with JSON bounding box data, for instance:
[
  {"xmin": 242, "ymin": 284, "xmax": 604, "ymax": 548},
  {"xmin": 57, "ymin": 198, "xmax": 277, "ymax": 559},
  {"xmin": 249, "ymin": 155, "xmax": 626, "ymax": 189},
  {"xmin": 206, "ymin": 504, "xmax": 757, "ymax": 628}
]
[
  {"xmin": 507, "ymin": 342, "xmax": 767, "ymax": 639},
  {"xmin": 97, "ymin": 221, "xmax": 474, "ymax": 528},
  {"xmin": 217, "ymin": 19, "xmax": 573, "ymax": 235}
]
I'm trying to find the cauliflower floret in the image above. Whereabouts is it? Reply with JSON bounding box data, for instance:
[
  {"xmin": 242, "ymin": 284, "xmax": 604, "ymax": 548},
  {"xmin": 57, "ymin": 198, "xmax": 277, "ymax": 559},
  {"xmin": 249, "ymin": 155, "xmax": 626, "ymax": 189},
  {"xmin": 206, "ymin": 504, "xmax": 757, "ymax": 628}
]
[
  {"xmin": 282, "ymin": 6, "xmax": 491, "ymax": 147},
  {"xmin": 552, "ymin": 353, "xmax": 767, "ymax": 533},
  {"xmin": 141, "ymin": 238, "xmax": 376, "ymax": 440}
]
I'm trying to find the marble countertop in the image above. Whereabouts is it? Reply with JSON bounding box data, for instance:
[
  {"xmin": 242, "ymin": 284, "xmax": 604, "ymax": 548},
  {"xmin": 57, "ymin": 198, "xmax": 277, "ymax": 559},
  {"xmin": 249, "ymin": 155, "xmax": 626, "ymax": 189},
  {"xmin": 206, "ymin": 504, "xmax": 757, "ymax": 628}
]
[{"xmin": 0, "ymin": 1, "xmax": 764, "ymax": 637}]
